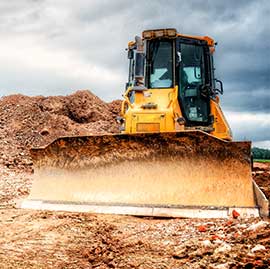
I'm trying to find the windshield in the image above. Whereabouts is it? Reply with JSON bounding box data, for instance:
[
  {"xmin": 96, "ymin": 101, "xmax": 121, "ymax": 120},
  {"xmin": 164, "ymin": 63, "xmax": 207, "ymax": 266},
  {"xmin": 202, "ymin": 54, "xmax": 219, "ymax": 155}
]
[{"xmin": 148, "ymin": 40, "xmax": 173, "ymax": 88}]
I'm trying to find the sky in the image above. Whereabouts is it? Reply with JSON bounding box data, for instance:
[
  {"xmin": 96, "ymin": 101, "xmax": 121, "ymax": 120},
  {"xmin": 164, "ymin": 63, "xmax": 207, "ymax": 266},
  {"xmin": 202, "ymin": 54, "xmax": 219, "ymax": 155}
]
[{"xmin": 0, "ymin": 0, "xmax": 269, "ymax": 148}]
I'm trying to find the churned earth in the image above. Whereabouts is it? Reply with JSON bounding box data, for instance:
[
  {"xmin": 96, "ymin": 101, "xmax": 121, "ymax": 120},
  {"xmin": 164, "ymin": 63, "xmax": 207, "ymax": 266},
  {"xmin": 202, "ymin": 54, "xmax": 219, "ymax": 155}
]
[{"xmin": 0, "ymin": 90, "xmax": 269, "ymax": 269}]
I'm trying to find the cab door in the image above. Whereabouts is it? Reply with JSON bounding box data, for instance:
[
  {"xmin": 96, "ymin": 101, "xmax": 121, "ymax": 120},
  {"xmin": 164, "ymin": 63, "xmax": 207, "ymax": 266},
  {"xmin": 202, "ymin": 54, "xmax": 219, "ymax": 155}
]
[{"xmin": 176, "ymin": 38, "xmax": 211, "ymax": 126}]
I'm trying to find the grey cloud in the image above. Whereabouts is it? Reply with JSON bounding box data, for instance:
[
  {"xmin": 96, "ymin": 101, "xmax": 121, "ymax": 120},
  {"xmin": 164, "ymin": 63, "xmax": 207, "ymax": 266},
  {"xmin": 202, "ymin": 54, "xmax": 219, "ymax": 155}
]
[
  {"xmin": 222, "ymin": 89, "xmax": 270, "ymax": 113},
  {"xmin": 227, "ymin": 113, "xmax": 270, "ymax": 142},
  {"xmin": 0, "ymin": 0, "xmax": 268, "ymax": 95},
  {"xmin": 233, "ymin": 125, "xmax": 270, "ymax": 143},
  {"xmin": 0, "ymin": 0, "xmax": 269, "ymax": 145}
]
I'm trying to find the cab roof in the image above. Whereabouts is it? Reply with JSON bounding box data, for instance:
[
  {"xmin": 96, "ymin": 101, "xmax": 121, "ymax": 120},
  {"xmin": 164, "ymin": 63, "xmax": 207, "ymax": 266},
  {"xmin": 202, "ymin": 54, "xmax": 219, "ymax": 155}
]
[{"xmin": 128, "ymin": 28, "xmax": 215, "ymax": 48}]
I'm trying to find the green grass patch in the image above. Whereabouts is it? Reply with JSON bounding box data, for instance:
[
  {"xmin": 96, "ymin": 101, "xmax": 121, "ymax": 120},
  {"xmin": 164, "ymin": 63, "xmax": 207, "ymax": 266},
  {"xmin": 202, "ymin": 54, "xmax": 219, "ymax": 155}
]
[{"xmin": 254, "ymin": 159, "xmax": 270, "ymax": 163}]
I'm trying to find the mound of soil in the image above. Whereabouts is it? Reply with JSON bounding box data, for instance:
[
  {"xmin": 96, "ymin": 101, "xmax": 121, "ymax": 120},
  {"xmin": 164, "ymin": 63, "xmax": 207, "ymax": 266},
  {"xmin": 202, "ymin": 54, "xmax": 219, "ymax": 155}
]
[
  {"xmin": 253, "ymin": 162, "xmax": 270, "ymax": 203},
  {"xmin": 0, "ymin": 90, "xmax": 121, "ymax": 171}
]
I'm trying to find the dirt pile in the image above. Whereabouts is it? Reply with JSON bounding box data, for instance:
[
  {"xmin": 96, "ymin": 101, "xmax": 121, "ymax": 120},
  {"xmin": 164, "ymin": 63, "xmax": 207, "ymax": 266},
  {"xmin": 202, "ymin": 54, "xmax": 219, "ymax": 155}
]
[
  {"xmin": 0, "ymin": 90, "xmax": 121, "ymax": 171},
  {"xmin": 253, "ymin": 162, "xmax": 270, "ymax": 198},
  {"xmin": 0, "ymin": 90, "xmax": 122, "ymax": 207},
  {"xmin": 253, "ymin": 162, "xmax": 270, "ymax": 211}
]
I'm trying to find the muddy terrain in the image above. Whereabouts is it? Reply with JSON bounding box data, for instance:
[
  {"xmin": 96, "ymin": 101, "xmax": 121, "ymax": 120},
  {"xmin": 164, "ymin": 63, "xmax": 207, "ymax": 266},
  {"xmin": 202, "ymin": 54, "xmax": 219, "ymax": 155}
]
[{"xmin": 0, "ymin": 90, "xmax": 269, "ymax": 269}]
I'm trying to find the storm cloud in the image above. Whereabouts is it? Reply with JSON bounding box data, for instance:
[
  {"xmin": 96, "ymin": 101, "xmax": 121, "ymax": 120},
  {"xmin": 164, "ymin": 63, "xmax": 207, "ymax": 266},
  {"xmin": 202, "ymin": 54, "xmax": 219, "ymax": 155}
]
[{"xmin": 0, "ymin": 0, "xmax": 269, "ymax": 146}]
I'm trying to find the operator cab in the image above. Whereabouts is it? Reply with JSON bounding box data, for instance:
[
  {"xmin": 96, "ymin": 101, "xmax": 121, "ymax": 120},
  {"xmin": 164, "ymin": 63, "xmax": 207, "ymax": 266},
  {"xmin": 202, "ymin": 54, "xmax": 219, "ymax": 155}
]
[{"xmin": 126, "ymin": 28, "xmax": 223, "ymax": 128}]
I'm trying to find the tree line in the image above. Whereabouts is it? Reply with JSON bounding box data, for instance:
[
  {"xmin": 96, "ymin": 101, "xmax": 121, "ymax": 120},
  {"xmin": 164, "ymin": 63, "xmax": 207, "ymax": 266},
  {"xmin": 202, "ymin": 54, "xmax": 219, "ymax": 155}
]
[{"xmin": 252, "ymin": 147, "xmax": 270, "ymax": 160}]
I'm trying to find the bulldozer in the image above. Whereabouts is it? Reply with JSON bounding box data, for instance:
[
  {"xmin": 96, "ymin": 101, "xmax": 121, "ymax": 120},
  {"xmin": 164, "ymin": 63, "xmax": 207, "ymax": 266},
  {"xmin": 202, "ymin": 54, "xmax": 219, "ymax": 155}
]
[{"xmin": 22, "ymin": 28, "xmax": 269, "ymax": 218}]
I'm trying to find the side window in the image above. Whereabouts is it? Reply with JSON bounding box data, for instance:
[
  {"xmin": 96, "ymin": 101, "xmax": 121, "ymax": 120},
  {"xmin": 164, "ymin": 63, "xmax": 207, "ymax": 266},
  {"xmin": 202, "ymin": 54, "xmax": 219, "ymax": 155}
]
[{"xmin": 149, "ymin": 40, "xmax": 173, "ymax": 88}]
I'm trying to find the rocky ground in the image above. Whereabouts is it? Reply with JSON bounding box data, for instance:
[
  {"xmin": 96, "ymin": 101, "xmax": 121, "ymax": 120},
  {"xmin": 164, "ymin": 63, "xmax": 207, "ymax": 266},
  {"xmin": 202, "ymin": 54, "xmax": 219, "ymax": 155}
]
[
  {"xmin": 253, "ymin": 163, "xmax": 270, "ymax": 205},
  {"xmin": 0, "ymin": 90, "xmax": 269, "ymax": 269}
]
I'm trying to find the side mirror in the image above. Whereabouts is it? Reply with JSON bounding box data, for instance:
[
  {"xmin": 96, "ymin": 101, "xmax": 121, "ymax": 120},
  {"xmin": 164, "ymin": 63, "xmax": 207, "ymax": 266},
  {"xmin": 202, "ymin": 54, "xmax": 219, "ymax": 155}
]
[{"xmin": 214, "ymin": 79, "xmax": 223, "ymax": 95}]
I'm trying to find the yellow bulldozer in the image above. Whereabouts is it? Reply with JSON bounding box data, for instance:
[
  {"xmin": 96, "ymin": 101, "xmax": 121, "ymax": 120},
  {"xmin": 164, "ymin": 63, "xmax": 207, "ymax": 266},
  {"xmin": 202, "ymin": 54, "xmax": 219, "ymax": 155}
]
[{"xmin": 22, "ymin": 28, "xmax": 269, "ymax": 218}]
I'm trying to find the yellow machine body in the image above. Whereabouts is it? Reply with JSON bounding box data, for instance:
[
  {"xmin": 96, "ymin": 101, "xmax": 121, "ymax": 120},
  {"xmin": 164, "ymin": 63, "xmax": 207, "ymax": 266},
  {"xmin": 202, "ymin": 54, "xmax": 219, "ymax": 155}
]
[
  {"xmin": 22, "ymin": 29, "xmax": 269, "ymax": 218},
  {"xmin": 122, "ymin": 86, "xmax": 231, "ymax": 140}
]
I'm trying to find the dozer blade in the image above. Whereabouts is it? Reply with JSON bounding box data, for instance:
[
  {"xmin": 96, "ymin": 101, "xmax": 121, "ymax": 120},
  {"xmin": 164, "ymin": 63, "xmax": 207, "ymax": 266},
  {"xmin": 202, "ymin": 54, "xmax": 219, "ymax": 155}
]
[{"xmin": 21, "ymin": 131, "xmax": 269, "ymax": 218}]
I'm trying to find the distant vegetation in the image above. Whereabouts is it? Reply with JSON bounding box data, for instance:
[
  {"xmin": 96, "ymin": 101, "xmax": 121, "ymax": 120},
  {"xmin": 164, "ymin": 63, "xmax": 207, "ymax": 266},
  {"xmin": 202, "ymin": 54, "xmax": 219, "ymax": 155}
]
[
  {"xmin": 252, "ymin": 147, "xmax": 270, "ymax": 160},
  {"xmin": 254, "ymin": 159, "xmax": 270, "ymax": 163}
]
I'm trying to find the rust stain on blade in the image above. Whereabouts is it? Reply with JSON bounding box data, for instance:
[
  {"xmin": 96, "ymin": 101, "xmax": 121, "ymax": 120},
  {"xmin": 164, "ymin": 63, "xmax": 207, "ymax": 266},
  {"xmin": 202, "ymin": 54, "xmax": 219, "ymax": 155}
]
[{"xmin": 28, "ymin": 131, "xmax": 255, "ymax": 210}]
